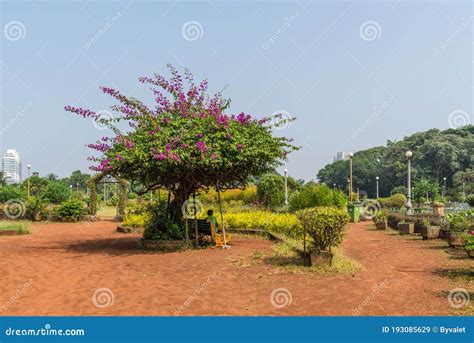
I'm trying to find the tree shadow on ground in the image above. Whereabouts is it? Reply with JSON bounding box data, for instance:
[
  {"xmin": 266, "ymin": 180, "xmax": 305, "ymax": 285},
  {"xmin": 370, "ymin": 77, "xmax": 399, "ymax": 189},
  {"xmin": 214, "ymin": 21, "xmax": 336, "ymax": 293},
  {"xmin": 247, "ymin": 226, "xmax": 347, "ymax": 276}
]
[
  {"xmin": 432, "ymin": 267, "xmax": 474, "ymax": 282},
  {"xmin": 42, "ymin": 236, "xmax": 150, "ymax": 257}
]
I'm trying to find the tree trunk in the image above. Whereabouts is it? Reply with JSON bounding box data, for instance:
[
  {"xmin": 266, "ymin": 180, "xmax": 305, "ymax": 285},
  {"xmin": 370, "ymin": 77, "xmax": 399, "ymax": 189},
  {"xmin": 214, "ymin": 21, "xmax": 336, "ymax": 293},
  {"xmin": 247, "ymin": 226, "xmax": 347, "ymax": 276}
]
[{"xmin": 168, "ymin": 189, "xmax": 191, "ymax": 226}]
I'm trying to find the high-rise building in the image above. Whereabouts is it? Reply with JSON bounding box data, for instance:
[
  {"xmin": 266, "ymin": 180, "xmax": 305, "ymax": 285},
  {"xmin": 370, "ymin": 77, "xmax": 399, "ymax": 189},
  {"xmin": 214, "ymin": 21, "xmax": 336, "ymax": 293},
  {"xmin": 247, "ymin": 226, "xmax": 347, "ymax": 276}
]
[
  {"xmin": 2, "ymin": 149, "xmax": 22, "ymax": 184},
  {"xmin": 334, "ymin": 151, "xmax": 345, "ymax": 162}
]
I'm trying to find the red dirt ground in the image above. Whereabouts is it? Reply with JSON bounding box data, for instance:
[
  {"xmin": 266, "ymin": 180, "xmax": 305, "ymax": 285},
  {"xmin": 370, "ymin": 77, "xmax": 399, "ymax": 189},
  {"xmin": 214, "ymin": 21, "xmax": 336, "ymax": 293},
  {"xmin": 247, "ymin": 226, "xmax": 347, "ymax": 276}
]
[{"xmin": 0, "ymin": 221, "xmax": 472, "ymax": 316}]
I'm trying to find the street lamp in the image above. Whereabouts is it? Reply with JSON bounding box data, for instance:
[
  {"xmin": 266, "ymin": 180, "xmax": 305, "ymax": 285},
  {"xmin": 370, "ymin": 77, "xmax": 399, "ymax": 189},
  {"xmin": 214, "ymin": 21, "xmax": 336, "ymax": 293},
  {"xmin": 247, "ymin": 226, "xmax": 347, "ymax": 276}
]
[
  {"xmin": 284, "ymin": 168, "xmax": 289, "ymax": 206},
  {"xmin": 27, "ymin": 164, "xmax": 31, "ymax": 198},
  {"xmin": 442, "ymin": 177, "xmax": 447, "ymax": 198},
  {"xmin": 349, "ymin": 152, "xmax": 353, "ymax": 202},
  {"xmin": 375, "ymin": 176, "xmax": 379, "ymax": 199},
  {"xmin": 405, "ymin": 151, "xmax": 413, "ymax": 215},
  {"xmin": 69, "ymin": 185, "xmax": 73, "ymax": 193}
]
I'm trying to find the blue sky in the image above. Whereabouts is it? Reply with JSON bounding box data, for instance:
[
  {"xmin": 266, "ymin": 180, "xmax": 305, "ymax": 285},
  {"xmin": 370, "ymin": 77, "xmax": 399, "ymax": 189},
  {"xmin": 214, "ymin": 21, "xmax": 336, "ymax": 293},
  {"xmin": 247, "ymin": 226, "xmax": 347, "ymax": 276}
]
[{"xmin": 1, "ymin": 0, "xmax": 472, "ymax": 181}]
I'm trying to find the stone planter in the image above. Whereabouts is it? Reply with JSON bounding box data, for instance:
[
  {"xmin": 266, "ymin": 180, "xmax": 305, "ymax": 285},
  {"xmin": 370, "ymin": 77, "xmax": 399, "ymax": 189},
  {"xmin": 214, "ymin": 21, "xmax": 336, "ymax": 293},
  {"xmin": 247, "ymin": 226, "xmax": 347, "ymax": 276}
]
[
  {"xmin": 420, "ymin": 226, "xmax": 440, "ymax": 240},
  {"xmin": 33, "ymin": 212, "xmax": 42, "ymax": 222},
  {"xmin": 447, "ymin": 232, "xmax": 465, "ymax": 248},
  {"xmin": 142, "ymin": 240, "xmax": 184, "ymax": 250},
  {"xmin": 398, "ymin": 222, "xmax": 414, "ymax": 235},
  {"xmin": 0, "ymin": 230, "xmax": 19, "ymax": 236},
  {"xmin": 439, "ymin": 228, "xmax": 449, "ymax": 239},
  {"xmin": 375, "ymin": 221, "xmax": 388, "ymax": 230},
  {"xmin": 117, "ymin": 225, "xmax": 142, "ymax": 233},
  {"xmin": 309, "ymin": 251, "xmax": 333, "ymax": 267}
]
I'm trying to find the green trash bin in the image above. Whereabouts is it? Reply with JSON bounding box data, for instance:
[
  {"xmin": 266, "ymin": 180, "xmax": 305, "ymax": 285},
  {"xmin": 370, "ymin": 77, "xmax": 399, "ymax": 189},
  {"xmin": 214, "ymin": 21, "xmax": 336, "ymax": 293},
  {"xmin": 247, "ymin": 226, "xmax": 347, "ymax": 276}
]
[{"xmin": 347, "ymin": 203, "xmax": 361, "ymax": 223}]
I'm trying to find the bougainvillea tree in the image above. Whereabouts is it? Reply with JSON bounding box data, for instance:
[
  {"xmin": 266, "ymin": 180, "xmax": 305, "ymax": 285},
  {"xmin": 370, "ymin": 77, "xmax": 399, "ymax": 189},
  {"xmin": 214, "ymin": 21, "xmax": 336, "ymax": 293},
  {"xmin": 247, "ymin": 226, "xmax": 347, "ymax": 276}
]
[{"xmin": 66, "ymin": 65, "xmax": 297, "ymax": 222}]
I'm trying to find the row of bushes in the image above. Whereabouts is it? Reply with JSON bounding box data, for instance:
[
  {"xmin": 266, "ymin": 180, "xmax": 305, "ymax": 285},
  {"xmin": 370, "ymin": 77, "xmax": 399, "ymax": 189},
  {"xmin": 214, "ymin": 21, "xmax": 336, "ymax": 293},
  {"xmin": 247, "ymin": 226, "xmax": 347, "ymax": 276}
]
[
  {"xmin": 223, "ymin": 211, "xmax": 302, "ymax": 238},
  {"xmin": 383, "ymin": 209, "xmax": 474, "ymax": 232}
]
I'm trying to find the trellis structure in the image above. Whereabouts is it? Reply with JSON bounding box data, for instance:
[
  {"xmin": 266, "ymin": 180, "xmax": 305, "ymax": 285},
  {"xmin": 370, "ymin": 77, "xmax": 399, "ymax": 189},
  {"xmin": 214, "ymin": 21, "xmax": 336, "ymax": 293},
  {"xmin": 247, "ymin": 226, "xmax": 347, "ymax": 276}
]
[{"xmin": 87, "ymin": 173, "xmax": 129, "ymax": 218}]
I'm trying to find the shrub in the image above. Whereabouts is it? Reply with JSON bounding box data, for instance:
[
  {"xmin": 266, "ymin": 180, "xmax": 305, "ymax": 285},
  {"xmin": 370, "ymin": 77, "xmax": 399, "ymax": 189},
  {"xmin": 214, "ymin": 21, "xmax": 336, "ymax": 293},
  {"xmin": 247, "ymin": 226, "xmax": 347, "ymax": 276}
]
[
  {"xmin": 446, "ymin": 210, "xmax": 474, "ymax": 232},
  {"xmin": 378, "ymin": 193, "xmax": 407, "ymax": 209},
  {"xmin": 143, "ymin": 203, "xmax": 183, "ymax": 241},
  {"xmin": 0, "ymin": 185, "xmax": 26, "ymax": 203},
  {"xmin": 374, "ymin": 209, "xmax": 388, "ymax": 223},
  {"xmin": 224, "ymin": 211, "xmax": 302, "ymax": 238},
  {"xmin": 289, "ymin": 183, "xmax": 347, "ymax": 212},
  {"xmin": 41, "ymin": 182, "xmax": 70, "ymax": 204},
  {"xmin": 466, "ymin": 194, "xmax": 474, "ymax": 207},
  {"xmin": 256, "ymin": 174, "xmax": 285, "ymax": 208},
  {"xmin": 0, "ymin": 221, "xmax": 31, "ymax": 234},
  {"xmin": 25, "ymin": 196, "xmax": 46, "ymax": 219},
  {"xmin": 122, "ymin": 212, "xmax": 149, "ymax": 228},
  {"xmin": 57, "ymin": 198, "xmax": 86, "ymax": 221},
  {"xmin": 296, "ymin": 207, "xmax": 349, "ymax": 252},
  {"xmin": 204, "ymin": 186, "xmax": 257, "ymax": 204},
  {"xmin": 461, "ymin": 232, "xmax": 474, "ymax": 251}
]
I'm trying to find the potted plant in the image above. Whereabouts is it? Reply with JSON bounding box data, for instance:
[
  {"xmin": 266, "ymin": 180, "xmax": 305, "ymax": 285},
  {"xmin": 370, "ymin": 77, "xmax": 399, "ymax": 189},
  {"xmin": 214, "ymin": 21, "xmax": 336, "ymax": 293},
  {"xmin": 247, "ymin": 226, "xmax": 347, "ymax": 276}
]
[
  {"xmin": 296, "ymin": 207, "xmax": 349, "ymax": 267},
  {"xmin": 419, "ymin": 219, "xmax": 440, "ymax": 240},
  {"xmin": 398, "ymin": 220, "xmax": 414, "ymax": 235},
  {"xmin": 462, "ymin": 232, "xmax": 474, "ymax": 258},
  {"xmin": 26, "ymin": 196, "xmax": 45, "ymax": 221},
  {"xmin": 446, "ymin": 211, "xmax": 472, "ymax": 247},
  {"xmin": 374, "ymin": 210, "xmax": 388, "ymax": 230}
]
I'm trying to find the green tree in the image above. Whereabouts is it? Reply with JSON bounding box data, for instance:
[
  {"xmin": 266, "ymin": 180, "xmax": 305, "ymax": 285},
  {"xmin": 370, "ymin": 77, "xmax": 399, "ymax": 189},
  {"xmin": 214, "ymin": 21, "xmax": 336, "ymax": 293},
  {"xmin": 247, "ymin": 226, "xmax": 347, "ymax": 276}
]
[
  {"xmin": 289, "ymin": 183, "xmax": 347, "ymax": 211},
  {"xmin": 41, "ymin": 182, "xmax": 70, "ymax": 204},
  {"xmin": 66, "ymin": 65, "xmax": 297, "ymax": 224},
  {"xmin": 412, "ymin": 178, "xmax": 440, "ymax": 203}
]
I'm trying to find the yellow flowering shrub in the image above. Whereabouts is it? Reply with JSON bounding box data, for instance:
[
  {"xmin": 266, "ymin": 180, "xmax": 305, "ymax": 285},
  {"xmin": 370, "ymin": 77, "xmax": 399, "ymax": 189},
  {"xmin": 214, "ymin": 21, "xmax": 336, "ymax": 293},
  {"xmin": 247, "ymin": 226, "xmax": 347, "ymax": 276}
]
[{"xmin": 224, "ymin": 211, "xmax": 302, "ymax": 238}]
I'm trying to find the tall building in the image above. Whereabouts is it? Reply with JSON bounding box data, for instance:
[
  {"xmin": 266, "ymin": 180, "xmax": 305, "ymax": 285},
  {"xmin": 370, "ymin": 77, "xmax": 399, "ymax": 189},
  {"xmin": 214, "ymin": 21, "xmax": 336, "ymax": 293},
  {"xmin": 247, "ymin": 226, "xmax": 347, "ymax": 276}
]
[
  {"xmin": 334, "ymin": 151, "xmax": 345, "ymax": 162},
  {"xmin": 2, "ymin": 149, "xmax": 22, "ymax": 184}
]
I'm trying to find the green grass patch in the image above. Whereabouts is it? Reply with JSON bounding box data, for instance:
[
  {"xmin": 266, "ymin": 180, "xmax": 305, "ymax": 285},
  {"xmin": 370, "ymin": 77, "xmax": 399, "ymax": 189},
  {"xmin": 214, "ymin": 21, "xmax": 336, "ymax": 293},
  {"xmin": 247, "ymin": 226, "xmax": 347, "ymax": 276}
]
[
  {"xmin": 265, "ymin": 239, "xmax": 362, "ymax": 275},
  {"xmin": 0, "ymin": 221, "xmax": 31, "ymax": 235}
]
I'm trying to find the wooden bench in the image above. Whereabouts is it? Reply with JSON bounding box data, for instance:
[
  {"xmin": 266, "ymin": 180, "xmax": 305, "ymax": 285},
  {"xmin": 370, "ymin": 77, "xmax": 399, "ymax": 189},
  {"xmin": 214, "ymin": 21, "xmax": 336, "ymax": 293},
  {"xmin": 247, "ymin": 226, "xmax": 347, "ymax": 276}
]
[{"xmin": 186, "ymin": 219, "xmax": 231, "ymax": 247}]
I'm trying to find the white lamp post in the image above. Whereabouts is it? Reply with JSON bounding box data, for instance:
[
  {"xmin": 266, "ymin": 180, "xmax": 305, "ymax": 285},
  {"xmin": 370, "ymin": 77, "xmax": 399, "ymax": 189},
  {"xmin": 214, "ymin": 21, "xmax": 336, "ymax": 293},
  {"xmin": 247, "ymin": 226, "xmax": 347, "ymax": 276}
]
[
  {"xmin": 349, "ymin": 152, "xmax": 353, "ymax": 202},
  {"xmin": 27, "ymin": 164, "xmax": 31, "ymax": 198},
  {"xmin": 442, "ymin": 177, "xmax": 447, "ymax": 198},
  {"xmin": 284, "ymin": 168, "xmax": 289, "ymax": 206},
  {"xmin": 405, "ymin": 151, "xmax": 413, "ymax": 215},
  {"xmin": 375, "ymin": 176, "xmax": 379, "ymax": 199}
]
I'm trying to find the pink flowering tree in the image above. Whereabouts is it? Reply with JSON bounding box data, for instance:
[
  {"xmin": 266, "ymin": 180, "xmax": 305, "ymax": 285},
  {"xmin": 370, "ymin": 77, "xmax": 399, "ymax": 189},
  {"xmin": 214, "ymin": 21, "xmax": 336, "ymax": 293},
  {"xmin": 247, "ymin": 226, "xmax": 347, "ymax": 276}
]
[{"xmin": 66, "ymin": 65, "xmax": 297, "ymax": 222}]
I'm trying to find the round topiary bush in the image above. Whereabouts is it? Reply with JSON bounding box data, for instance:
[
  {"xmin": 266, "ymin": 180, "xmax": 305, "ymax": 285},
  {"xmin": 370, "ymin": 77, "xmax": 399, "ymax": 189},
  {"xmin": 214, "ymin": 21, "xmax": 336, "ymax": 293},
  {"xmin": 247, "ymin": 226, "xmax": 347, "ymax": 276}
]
[{"xmin": 296, "ymin": 207, "xmax": 350, "ymax": 252}]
